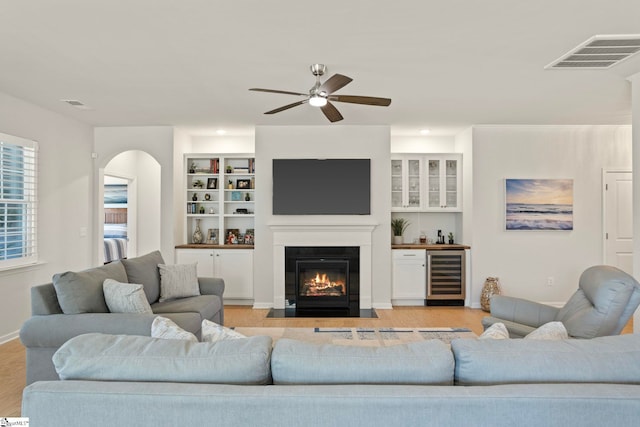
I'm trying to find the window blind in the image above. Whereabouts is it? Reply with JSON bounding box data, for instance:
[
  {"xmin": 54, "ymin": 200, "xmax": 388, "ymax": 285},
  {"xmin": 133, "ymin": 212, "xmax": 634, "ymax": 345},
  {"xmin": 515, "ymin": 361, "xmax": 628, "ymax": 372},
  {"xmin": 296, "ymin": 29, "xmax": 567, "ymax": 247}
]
[{"xmin": 0, "ymin": 132, "xmax": 37, "ymax": 268}]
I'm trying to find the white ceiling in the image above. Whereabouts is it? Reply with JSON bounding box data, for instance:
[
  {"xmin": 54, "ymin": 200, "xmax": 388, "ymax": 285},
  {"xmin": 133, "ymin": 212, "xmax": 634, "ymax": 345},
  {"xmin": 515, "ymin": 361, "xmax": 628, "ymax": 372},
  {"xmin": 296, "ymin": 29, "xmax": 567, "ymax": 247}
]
[{"xmin": 1, "ymin": 0, "xmax": 639, "ymax": 136}]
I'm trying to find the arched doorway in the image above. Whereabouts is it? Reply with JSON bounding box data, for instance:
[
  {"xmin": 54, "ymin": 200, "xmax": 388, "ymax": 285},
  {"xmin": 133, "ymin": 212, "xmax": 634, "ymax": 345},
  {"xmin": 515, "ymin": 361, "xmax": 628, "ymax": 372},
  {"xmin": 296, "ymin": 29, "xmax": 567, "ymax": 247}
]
[{"xmin": 100, "ymin": 150, "xmax": 161, "ymax": 264}]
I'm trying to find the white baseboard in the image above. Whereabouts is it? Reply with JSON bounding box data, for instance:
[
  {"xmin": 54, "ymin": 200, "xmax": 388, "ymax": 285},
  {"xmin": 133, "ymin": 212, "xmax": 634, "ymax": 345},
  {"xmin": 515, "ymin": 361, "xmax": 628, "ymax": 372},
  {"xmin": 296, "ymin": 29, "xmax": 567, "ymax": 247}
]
[
  {"xmin": 391, "ymin": 299, "xmax": 425, "ymax": 306},
  {"xmin": 0, "ymin": 330, "xmax": 19, "ymax": 345},
  {"xmin": 224, "ymin": 299, "xmax": 253, "ymax": 306},
  {"xmin": 372, "ymin": 302, "xmax": 393, "ymax": 310},
  {"xmin": 252, "ymin": 302, "xmax": 274, "ymax": 309}
]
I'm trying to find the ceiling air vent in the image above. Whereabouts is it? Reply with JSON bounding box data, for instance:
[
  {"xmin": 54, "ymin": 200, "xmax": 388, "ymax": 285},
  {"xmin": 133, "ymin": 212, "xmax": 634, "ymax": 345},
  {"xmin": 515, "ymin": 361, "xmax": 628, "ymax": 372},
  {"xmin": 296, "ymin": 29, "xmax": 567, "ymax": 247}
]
[
  {"xmin": 545, "ymin": 35, "xmax": 640, "ymax": 70},
  {"xmin": 60, "ymin": 99, "xmax": 92, "ymax": 110}
]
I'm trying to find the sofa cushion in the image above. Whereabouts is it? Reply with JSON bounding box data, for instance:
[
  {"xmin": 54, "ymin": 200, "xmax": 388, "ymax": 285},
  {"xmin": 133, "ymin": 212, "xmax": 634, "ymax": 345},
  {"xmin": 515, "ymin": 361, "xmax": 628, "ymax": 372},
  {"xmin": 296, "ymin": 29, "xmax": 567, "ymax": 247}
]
[
  {"xmin": 158, "ymin": 263, "xmax": 200, "ymax": 302},
  {"xmin": 53, "ymin": 333, "xmax": 273, "ymax": 385},
  {"xmin": 271, "ymin": 338, "xmax": 454, "ymax": 385},
  {"xmin": 452, "ymin": 334, "xmax": 640, "ymax": 386},
  {"xmin": 152, "ymin": 294, "xmax": 221, "ymax": 323},
  {"xmin": 151, "ymin": 316, "xmax": 198, "ymax": 342},
  {"xmin": 103, "ymin": 279, "xmax": 153, "ymax": 314},
  {"xmin": 52, "ymin": 262, "xmax": 128, "ymax": 314},
  {"xmin": 121, "ymin": 251, "xmax": 165, "ymax": 304}
]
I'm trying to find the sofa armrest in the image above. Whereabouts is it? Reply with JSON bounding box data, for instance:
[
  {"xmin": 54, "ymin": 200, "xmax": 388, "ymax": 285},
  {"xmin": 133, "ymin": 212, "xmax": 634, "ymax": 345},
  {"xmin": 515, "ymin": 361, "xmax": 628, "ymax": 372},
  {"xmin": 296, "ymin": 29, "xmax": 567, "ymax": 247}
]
[
  {"xmin": 198, "ymin": 277, "xmax": 225, "ymax": 299},
  {"xmin": 489, "ymin": 295, "xmax": 559, "ymax": 328}
]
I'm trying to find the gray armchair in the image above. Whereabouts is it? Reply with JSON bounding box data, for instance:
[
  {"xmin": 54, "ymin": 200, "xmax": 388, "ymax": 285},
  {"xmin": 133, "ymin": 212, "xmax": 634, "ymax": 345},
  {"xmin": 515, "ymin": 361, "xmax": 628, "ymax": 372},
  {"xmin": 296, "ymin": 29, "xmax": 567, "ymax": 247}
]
[{"xmin": 482, "ymin": 265, "xmax": 640, "ymax": 338}]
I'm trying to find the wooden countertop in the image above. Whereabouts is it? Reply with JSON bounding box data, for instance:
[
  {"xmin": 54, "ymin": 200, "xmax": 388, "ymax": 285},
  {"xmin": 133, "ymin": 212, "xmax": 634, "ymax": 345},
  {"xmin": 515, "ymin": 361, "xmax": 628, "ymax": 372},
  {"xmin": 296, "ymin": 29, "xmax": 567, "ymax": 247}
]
[
  {"xmin": 176, "ymin": 244, "xmax": 254, "ymax": 249},
  {"xmin": 392, "ymin": 244, "xmax": 470, "ymax": 250}
]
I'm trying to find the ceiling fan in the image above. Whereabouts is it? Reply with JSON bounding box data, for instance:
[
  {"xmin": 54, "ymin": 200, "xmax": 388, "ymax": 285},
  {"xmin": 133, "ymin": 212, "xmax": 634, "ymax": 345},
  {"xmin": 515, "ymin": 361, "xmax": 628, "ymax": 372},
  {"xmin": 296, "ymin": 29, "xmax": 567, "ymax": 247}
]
[{"xmin": 249, "ymin": 64, "xmax": 392, "ymax": 123}]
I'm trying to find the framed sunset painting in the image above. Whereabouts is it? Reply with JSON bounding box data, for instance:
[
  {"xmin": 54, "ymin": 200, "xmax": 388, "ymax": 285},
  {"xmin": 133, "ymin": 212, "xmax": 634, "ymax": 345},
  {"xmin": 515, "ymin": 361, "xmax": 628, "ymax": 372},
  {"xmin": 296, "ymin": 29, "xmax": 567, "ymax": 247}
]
[{"xmin": 505, "ymin": 179, "xmax": 573, "ymax": 230}]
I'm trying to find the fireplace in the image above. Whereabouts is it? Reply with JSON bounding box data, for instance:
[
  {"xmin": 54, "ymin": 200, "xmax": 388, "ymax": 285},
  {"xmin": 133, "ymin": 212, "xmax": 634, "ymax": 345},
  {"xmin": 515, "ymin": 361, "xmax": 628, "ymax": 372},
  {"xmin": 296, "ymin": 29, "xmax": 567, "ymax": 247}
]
[{"xmin": 285, "ymin": 246, "xmax": 360, "ymax": 317}]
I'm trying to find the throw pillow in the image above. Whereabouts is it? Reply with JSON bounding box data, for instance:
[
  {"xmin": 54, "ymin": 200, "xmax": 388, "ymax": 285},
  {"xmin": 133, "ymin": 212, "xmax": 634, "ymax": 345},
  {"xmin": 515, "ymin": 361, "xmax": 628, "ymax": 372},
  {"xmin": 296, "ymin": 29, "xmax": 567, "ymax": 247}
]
[
  {"xmin": 52, "ymin": 262, "xmax": 128, "ymax": 314},
  {"xmin": 524, "ymin": 321, "xmax": 569, "ymax": 340},
  {"xmin": 478, "ymin": 322, "xmax": 509, "ymax": 340},
  {"xmin": 103, "ymin": 279, "xmax": 153, "ymax": 314},
  {"xmin": 121, "ymin": 250, "xmax": 165, "ymax": 304},
  {"xmin": 157, "ymin": 263, "xmax": 200, "ymax": 302},
  {"xmin": 201, "ymin": 319, "xmax": 246, "ymax": 342},
  {"xmin": 151, "ymin": 316, "xmax": 198, "ymax": 342}
]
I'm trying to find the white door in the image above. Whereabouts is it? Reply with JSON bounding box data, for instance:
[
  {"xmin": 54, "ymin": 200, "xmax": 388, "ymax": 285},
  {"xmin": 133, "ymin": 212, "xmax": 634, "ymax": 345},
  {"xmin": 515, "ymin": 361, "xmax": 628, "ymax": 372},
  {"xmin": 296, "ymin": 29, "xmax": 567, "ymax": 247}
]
[{"xmin": 604, "ymin": 171, "xmax": 633, "ymax": 275}]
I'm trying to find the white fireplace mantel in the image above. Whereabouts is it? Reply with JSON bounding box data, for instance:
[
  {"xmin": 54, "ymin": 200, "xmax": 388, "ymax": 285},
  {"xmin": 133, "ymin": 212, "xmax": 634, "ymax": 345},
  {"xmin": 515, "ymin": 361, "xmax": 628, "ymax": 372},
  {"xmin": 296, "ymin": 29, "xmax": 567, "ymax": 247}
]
[{"xmin": 269, "ymin": 221, "xmax": 379, "ymax": 310}]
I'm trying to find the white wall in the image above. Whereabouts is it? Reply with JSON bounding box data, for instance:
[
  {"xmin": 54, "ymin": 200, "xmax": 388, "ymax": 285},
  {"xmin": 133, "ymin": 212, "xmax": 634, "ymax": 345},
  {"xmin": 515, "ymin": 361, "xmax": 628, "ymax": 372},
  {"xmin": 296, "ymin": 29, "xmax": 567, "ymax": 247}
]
[
  {"xmin": 253, "ymin": 126, "xmax": 392, "ymax": 308},
  {"xmin": 94, "ymin": 127, "xmax": 175, "ymax": 262},
  {"xmin": 469, "ymin": 125, "xmax": 632, "ymax": 308},
  {"xmin": 0, "ymin": 91, "xmax": 93, "ymax": 342}
]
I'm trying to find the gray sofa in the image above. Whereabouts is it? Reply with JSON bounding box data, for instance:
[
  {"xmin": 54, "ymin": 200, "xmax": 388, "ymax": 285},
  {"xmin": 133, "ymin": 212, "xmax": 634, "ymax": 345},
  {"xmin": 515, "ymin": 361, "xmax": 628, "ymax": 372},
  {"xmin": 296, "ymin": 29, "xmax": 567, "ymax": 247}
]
[
  {"xmin": 19, "ymin": 250, "xmax": 224, "ymax": 385},
  {"xmin": 21, "ymin": 332, "xmax": 640, "ymax": 427}
]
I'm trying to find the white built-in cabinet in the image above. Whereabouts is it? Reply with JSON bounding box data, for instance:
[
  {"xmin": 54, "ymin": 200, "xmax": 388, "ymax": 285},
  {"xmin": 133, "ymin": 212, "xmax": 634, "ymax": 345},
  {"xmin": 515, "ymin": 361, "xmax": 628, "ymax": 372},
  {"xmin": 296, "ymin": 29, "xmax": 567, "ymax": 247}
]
[
  {"xmin": 392, "ymin": 249, "xmax": 426, "ymax": 305},
  {"xmin": 391, "ymin": 154, "xmax": 462, "ymax": 212},
  {"xmin": 425, "ymin": 154, "xmax": 462, "ymax": 211},
  {"xmin": 175, "ymin": 248, "xmax": 254, "ymax": 301},
  {"xmin": 178, "ymin": 153, "xmax": 255, "ymax": 303}
]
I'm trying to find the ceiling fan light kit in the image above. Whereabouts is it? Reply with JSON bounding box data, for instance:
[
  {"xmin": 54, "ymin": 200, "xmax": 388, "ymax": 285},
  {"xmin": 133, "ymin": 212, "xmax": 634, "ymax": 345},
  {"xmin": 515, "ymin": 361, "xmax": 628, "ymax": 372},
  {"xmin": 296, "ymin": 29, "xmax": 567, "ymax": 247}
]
[
  {"xmin": 308, "ymin": 95, "xmax": 327, "ymax": 107},
  {"xmin": 249, "ymin": 64, "xmax": 392, "ymax": 122}
]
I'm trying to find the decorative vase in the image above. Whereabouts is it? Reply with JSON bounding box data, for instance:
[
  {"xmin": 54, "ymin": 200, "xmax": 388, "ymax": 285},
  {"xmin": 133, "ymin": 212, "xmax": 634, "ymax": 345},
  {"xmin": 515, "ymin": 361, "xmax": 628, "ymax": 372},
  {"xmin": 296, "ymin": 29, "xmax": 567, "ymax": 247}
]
[
  {"xmin": 480, "ymin": 277, "xmax": 501, "ymax": 312},
  {"xmin": 192, "ymin": 219, "xmax": 204, "ymax": 244},
  {"xmin": 392, "ymin": 235, "xmax": 403, "ymax": 245},
  {"xmin": 192, "ymin": 193, "xmax": 198, "ymax": 201}
]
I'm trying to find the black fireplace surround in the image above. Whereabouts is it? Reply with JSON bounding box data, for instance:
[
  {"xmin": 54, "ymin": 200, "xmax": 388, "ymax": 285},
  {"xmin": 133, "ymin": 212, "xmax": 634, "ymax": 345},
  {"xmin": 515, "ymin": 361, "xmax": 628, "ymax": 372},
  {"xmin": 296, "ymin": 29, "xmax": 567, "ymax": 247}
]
[{"xmin": 285, "ymin": 246, "xmax": 360, "ymax": 317}]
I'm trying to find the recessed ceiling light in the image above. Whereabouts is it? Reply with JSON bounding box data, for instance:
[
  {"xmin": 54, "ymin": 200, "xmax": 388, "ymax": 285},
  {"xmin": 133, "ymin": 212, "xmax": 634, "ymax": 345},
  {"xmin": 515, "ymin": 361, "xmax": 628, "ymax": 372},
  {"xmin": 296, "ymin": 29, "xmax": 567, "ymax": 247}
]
[
  {"xmin": 420, "ymin": 129, "xmax": 431, "ymax": 135},
  {"xmin": 216, "ymin": 129, "xmax": 226, "ymax": 135}
]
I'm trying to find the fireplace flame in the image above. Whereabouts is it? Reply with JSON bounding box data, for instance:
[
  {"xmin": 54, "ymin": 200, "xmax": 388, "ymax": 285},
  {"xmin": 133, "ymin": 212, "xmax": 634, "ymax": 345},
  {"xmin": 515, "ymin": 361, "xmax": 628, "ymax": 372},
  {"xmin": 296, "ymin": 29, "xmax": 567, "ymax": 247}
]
[{"xmin": 303, "ymin": 272, "xmax": 346, "ymax": 296}]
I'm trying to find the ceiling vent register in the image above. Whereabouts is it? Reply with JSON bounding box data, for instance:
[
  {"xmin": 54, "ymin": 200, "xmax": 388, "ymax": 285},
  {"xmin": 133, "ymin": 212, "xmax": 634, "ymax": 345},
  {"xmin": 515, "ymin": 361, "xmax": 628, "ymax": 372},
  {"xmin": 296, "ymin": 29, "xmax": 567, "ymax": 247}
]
[{"xmin": 546, "ymin": 35, "xmax": 640, "ymax": 69}]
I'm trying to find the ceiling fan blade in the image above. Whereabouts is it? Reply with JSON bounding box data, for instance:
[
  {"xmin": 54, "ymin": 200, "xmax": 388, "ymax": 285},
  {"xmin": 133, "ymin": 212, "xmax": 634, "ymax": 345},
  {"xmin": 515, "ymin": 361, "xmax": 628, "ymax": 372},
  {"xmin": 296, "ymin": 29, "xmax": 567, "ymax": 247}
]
[
  {"xmin": 320, "ymin": 101, "xmax": 344, "ymax": 122},
  {"xmin": 318, "ymin": 74, "xmax": 353, "ymax": 94},
  {"xmin": 328, "ymin": 95, "xmax": 392, "ymax": 106},
  {"xmin": 264, "ymin": 100, "xmax": 307, "ymax": 114},
  {"xmin": 249, "ymin": 88, "xmax": 307, "ymax": 96}
]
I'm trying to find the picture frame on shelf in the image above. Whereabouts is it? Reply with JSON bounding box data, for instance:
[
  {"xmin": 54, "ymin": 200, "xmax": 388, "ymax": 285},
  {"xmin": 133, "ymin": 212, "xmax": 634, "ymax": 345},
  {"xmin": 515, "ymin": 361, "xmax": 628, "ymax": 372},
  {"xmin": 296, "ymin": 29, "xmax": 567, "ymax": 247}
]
[
  {"xmin": 206, "ymin": 228, "xmax": 219, "ymax": 245},
  {"xmin": 207, "ymin": 177, "xmax": 218, "ymax": 189},
  {"xmin": 236, "ymin": 179, "xmax": 251, "ymax": 189},
  {"xmin": 244, "ymin": 228, "xmax": 254, "ymax": 245},
  {"xmin": 225, "ymin": 228, "xmax": 240, "ymax": 245}
]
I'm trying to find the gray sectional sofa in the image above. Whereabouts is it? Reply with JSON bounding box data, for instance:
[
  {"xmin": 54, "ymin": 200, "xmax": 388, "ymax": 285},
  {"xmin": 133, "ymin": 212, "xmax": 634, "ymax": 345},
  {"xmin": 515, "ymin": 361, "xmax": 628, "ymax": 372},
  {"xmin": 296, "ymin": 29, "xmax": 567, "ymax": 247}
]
[
  {"xmin": 21, "ymin": 332, "xmax": 640, "ymax": 427},
  {"xmin": 19, "ymin": 250, "xmax": 224, "ymax": 384}
]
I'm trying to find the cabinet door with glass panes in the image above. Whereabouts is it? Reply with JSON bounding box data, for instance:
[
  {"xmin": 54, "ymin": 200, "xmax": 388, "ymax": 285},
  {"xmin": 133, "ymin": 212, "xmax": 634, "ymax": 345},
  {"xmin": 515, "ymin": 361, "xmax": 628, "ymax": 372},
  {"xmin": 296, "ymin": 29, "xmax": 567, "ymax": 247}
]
[
  {"xmin": 185, "ymin": 154, "xmax": 255, "ymax": 246},
  {"xmin": 391, "ymin": 156, "xmax": 423, "ymax": 211},
  {"xmin": 425, "ymin": 154, "xmax": 462, "ymax": 211}
]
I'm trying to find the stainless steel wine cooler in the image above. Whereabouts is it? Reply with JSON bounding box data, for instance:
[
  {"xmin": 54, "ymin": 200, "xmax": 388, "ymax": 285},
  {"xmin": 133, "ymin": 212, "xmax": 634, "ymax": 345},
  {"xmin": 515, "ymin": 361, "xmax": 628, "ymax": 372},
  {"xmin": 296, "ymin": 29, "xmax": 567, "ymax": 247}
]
[{"xmin": 427, "ymin": 250, "xmax": 465, "ymax": 305}]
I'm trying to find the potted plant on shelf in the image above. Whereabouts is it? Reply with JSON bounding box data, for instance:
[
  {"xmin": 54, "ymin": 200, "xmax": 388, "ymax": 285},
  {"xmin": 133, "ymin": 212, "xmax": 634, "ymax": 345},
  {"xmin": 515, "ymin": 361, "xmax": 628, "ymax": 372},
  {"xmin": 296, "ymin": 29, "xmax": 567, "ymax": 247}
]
[
  {"xmin": 448, "ymin": 232, "xmax": 454, "ymax": 244},
  {"xmin": 391, "ymin": 218, "xmax": 410, "ymax": 245}
]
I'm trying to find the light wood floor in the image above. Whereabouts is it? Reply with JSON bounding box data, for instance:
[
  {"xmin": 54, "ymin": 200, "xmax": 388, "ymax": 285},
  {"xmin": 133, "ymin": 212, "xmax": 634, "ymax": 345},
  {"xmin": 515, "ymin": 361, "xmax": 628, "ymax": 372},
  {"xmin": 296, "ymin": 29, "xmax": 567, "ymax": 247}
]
[{"xmin": 1, "ymin": 306, "xmax": 632, "ymax": 417}]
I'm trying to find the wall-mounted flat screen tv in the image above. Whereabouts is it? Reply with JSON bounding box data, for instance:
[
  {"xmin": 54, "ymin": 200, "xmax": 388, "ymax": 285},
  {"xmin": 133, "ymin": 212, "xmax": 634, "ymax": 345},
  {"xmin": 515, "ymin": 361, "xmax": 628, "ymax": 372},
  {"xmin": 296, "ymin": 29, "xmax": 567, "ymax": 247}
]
[{"xmin": 272, "ymin": 158, "xmax": 371, "ymax": 215}]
